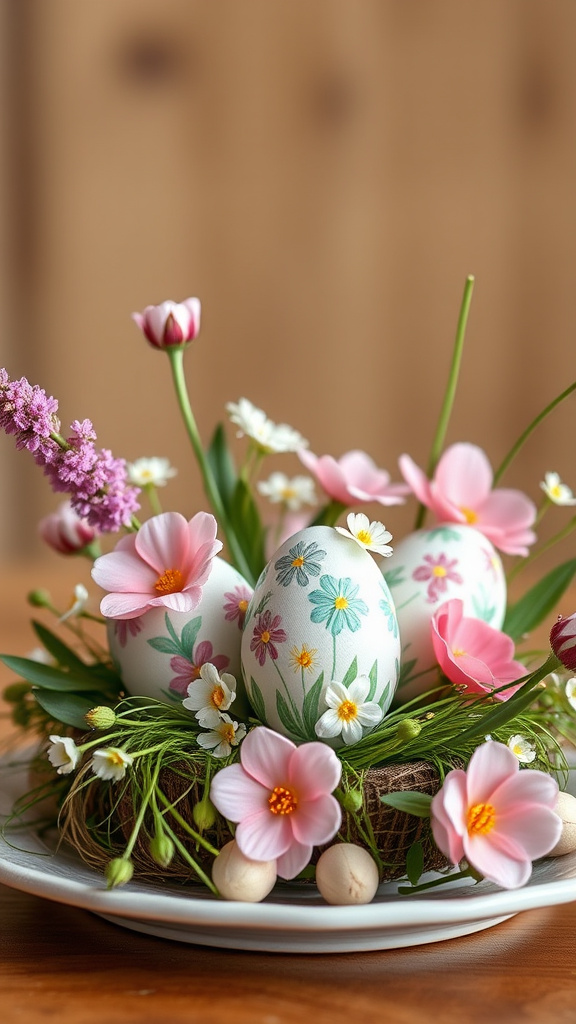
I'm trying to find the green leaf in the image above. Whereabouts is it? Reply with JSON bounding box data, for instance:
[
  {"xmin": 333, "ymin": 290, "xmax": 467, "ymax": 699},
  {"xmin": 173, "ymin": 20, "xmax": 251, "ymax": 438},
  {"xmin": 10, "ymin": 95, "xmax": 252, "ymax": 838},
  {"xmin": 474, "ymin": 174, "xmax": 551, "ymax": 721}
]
[
  {"xmin": 367, "ymin": 659, "xmax": 378, "ymax": 701},
  {"xmin": 31, "ymin": 621, "xmax": 92, "ymax": 674},
  {"xmin": 206, "ymin": 422, "xmax": 237, "ymax": 513},
  {"xmin": 0, "ymin": 655, "xmax": 110, "ymax": 693},
  {"xmin": 341, "ymin": 657, "xmax": 358, "ymax": 689},
  {"xmin": 180, "ymin": 616, "xmax": 202, "ymax": 657},
  {"xmin": 276, "ymin": 691, "xmax": 305, "ymax": 741},
  {"xmin": 302, "ymin": 671, "xmax": 324, "ymax": 735},
  {"xmin": 230, "ymin": 478, "xmax": 266, "ymax": 580},
  {"xmin": 147, "ymin": 637, "xmax": 182, "ymax": 656},
  {"xmin": 406, "ymin": 841, "xmax": 424, "ymax": 886},
  {"xmin": 380, "ymin": 791, "xmax": 432, "ymax": 817},
  {"xmin": 503, "ymin": 558, "xmax": 576, "ymax": 641},
  {"xmin": 247, "ymin": 676, "xmax": 267, "ymax": 723},
  {"xmin": 33, "ymin": 689, "xmax": 109, "ymax": 729}
]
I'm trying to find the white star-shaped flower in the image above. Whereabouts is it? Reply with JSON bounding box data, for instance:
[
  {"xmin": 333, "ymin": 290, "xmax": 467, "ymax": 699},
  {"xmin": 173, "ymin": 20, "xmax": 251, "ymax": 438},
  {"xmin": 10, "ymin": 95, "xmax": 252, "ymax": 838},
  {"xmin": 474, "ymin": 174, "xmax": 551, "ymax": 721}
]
[
  {"xmin": 315, "ymin": 675, "xmax": 383, "ymax": 746},
  {"xmin": 47, "ymin": 735, "xmax": 81, "ymax": 775},
  {"xmin": 196, "ymin": 714, "xmax": 247, "ymax": 758},
  {"xmin": 127, "ymin": 457, "xmax": 177, "ymax": 488},
  {"xmin": 91, "ymin": 747, "xmax": 134, "ymax": 782},
  {"xmin": 226, "ymin": 398, "xmax": 308, "ymax": 453},
  {"xmin": 335, "ymin": 512, "xmax": 393, "ymax": 556},
  {"xmin": 257, "ymin": 472, "xmax": 316, "ymax": 511},
  {"xmin": 507, "ymin": 734, "xmax": 537, "ymax": 764},
  {"xmin": 182, "ymin": 663, "xmax": 237, "ymax": 726},
  {"xmin": 540, "ymin": 472, "xmax": 576, "ymax": 506}
]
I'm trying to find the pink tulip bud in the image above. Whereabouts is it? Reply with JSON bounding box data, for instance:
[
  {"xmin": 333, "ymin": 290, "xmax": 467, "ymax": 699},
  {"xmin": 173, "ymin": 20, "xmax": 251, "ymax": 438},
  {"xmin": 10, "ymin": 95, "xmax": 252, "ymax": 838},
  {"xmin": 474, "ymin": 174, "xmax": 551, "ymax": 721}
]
[
  {"xmin": 550, "ymin": 613, "xmax": 576, "ymax": 672},
  {"xmin": 131, "ymin": 298, "xmax": 201, "ymax": 350},
  {"xmin": 39, "ymin": 501, "xmax": 99, "ymax": 555}
]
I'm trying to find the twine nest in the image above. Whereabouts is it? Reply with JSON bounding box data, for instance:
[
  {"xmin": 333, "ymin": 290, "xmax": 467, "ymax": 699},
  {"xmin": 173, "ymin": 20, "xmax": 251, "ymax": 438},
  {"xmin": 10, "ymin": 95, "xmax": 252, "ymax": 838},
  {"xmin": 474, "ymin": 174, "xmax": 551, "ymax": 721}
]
[{"xmin": 59, "ymin": 757, "xmax": 448, "ymax": 885}]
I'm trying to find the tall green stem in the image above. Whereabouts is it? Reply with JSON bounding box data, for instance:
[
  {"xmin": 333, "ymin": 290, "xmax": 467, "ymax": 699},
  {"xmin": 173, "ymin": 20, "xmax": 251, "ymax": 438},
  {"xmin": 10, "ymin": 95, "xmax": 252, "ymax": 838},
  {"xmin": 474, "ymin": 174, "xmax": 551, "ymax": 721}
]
[
  {"xmin": 414, "ymin": 276, "xmax": 475, "ymax": 529},
  {"xmin": 494, "ymin": 380, "xmax": 576, "ymax": 485},
  {"xmin": 167, "ymin": 349, "xmax": 254, "ymax": 584}
]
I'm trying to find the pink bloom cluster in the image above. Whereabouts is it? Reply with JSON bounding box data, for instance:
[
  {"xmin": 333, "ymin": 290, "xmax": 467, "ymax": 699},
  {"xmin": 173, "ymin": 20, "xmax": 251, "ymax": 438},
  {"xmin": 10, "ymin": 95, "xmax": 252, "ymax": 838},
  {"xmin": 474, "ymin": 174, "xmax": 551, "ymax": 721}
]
[
  {"xmin": 210, "ymin": 726, "xmax": 342, "ymax": 880},
  {"xmin": 400, "ymin": 443, "xmax": 537, "ymax": 556},
  {"xmin": 431, "ymin": 741, "xmax": 561, "ymax": 888},
  {"xmin": 0, "ymin": 371, "xmax": 140, "ymax": 533},
  {"xmin": 431, "ymin": 599, "xmax": 525, "ymax": 699}
]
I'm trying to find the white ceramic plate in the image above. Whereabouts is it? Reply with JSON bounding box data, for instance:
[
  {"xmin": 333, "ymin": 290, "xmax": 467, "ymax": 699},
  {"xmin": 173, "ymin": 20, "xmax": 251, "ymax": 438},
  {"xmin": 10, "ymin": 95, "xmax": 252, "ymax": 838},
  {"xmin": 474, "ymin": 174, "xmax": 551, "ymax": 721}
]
[{"xmin": 2, "ymin": 756, "xmax": 576, "ymax": 953}]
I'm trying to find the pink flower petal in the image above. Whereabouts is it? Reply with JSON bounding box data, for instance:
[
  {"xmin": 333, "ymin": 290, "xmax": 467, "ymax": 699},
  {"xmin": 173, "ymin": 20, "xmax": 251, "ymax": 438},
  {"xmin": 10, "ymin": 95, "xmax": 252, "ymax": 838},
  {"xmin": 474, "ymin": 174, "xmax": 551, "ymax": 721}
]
[
  {"xmin": 135, "ymin": 512, "xmax": 190, "ymax": 575},
  {"xmin": 210, "ymin": 763, "xmax": 268, "ymax": 821},
  {"xmin": 236, "ymin": 809, "xmax": 293, "ymax": 862},
  {"xmin": 91, "ymin": 546, "xmax": 156, "ymax": 594},
  {"xmin": 290, "ymin": 794, "xmax": 341, "ymax": 847},
  {"xmin": 240, "ymin": 727, "xmax": 295, "ymax": 788},
  {"xmin": 276, "ymin": 840, "xmax": 313, "ymax": 880},
  {"xmin": 99, "ymin": 592, "xmax": 156, "ymax": 619},
  {"xmin": 464, "ymin": 832, "xmax": 531, "ymax": 889},
  {"xmin": 434, "ymin": 444, "xmax": 493, "ymax": 508},
  {"xmin": 494, "ymin": 805, "xmax": 562, "ymax": 860},
  {"xmin": 288, "ymin": 742, "xmax": 341, "ymax": 800},
  {"xmin": 398, "ymin": 454, "xmax": 433, "ymax": 506},
  {"xmin": 465, "ymin": 741, "xmax": 519, "ymax": 806}
]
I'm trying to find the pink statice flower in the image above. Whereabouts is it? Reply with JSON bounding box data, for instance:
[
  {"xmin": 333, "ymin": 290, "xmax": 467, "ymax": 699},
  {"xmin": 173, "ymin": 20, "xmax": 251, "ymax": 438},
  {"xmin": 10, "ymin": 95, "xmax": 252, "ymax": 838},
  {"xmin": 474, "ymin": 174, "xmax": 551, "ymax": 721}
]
[
  {"xmin": 210, "ymin": 726, "xmax": 342, "ymax": 879},
  {"xmin": 91, "ymin": 511, "xmax": 222, "ymax": 619},
  {"xmin": 430, "ymin": 740, "xmax": 561, "ymax": 888},
  {"xmin": 223, "ymin": 585, "xmax": 253, "ymax": 630},
  {"xmin": 431, "ymin": 599, "xmax": 526, "ymax": 699},
  {"xmin": 399, "ymin": 443, "xmax": 537, "ymax": 556},
  {"xmin": 412, "ymin": 551, "xmax": 463, "ymax": 603},
  {"xmin": 132, "ymin": 297, "xmax": 201, "ymax": 350},
  {"xmin": 169, "ymin": 641, "xmax": 230, "ymax": 696},
  {"xmin": 550, "ymin": 612, "xmax": 576, "ymax": 672},
  {"xmin": 39, "ymin": 501, "xmax": 100, "ymax": 555},
  {"xmin": 298, "ymin": 449, "xmax": 409, "ymax": 507},
  {"xmin": 249, "ymin": 610, "xmax": 287, "ymax": 666}
]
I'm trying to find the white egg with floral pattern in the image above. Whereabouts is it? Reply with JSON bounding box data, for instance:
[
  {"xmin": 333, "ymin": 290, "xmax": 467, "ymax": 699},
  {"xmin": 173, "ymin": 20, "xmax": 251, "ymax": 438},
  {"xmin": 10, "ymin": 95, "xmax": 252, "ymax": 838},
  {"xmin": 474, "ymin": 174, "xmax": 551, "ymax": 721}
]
[
  {"xmin": 107, "ymin": 556, "xmax": 253, "ymax": 714},
  {"xmin": 241, "ymin": 525, "xmax": 400, "ymax": 745},
  {"xmin": 383, "ymin": 524, "xmax": 507, "ymax": 702}
]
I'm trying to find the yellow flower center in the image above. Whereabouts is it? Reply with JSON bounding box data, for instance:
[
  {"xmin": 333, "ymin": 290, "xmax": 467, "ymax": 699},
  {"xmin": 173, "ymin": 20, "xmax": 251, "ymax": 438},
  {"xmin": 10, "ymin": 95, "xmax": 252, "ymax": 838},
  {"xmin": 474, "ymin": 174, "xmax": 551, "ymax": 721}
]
[
  {"xmin": 291, "ymin": 645, "xmax": 316, "ymax": 671},
  {"xmin": 260, "ymin": 630, "xmax": 271, "ymax": 644},
  {"xmin": 334, "ymin": 596, "xmax": 348, "ymax": 610},
  {"xmin": 432, "ymin": 565, "xmax": 447, "ymax": 577},
  {"xmin": 281, "ymin": 487, "xmax": 296, "ymax": 501},
  {"xmin": 268, "ymin": 786, "xmax": 297, "ymax": 815},
  {"xmin": 107, "ymin": 750, "xmax": 126, "ymax": 767},
  {"xmin": 460, "ymin": 506, "xmax": 478, "ymax": 524},
  {"xmin": 154, "ymin": 568, "xmax": 184, "ymax": 595},
  {"xmin": 337, "ymin": 699, "xmax": 358, "ymax": 722},
  {"xmin": 452, "ymin": 647, "xmax": 466, "ymax": 657},
  {"xmin": 356, "ymin": 529, "xmax": 372, "ymax": 545},
  {"xmin": 467, "ymin": 802, "xmax": 496, "ymax": 836},
  {"xmin": 292, "ymin": 556, "xmax": 305, "ymax": 567},
  {"xmin": 220, "ymin": 722, "xmax": 236, "ymax": 744},
  {"xmin": 211, "ymin": 686, "xmax": 225, "ymax": 709},
  {"xmin": 238, "ymin": 599, "xmax": 248, "ymax": 614}
]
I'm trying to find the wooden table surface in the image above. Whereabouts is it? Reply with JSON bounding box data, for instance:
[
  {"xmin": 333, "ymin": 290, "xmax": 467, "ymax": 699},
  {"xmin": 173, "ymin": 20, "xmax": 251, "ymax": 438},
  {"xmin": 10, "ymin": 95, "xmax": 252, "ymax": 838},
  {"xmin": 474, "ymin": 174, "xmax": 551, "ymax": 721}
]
[{"xmin": 1, "ymin": 560, "xmax": 576, "ymax": 1024}]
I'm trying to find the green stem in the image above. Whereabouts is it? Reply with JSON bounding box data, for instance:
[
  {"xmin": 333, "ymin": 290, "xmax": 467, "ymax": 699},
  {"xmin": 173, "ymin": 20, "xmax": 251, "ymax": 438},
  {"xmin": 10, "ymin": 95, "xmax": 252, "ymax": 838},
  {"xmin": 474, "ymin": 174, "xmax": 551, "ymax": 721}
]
[
  {"xmin": 494, "ymin": 380, "xmax": 576, "ymax": 485},
  {"xmin": 415, "ymin": 276, "xmax": 475, "ymax": 529},
  {"xmin": 159, "ymin": 815, "xmax": 219, "ymax": 895},
  {"xmin": 398, "ymin": 866, "xmax": 474, "ymax": 895},
  {"xmin": 507, "ymin": 515, "xmax": 576, "ymax": 583},
  {"xmin": 166, "ymin": 348, "xmax": 254, "ymax": 585},
  {"xmin": 122, "ymin": 759, "xmax": 161, "ymax": 860},
  {"xmin": 144, "ymin": 483, "xmax": 163, "ymax": 517},
  {"xmin": 310, "ymin": 499, "xmax": 347, "ymax": 528},
  {"xmin": 156, "ymin": 787, "xmax": 221, "ymax": 857}
]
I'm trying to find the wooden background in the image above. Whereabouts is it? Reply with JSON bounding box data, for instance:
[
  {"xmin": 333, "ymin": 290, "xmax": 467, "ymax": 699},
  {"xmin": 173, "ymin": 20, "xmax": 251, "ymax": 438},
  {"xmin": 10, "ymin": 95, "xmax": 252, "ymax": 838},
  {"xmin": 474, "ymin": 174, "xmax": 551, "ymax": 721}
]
[{"xmin": 1, "ymin": 0, "xmax": 576, "ymax": 571}]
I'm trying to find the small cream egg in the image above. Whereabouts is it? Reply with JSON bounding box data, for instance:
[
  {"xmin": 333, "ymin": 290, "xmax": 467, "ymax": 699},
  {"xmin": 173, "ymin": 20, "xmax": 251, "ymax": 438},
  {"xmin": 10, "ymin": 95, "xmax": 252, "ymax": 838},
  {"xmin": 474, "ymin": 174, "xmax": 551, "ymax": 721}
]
[
  {"xmin": 315, "ymin": 843, "xmax": 379, "ymax": 905},
  {"xmin": 212, "ymin": 840, "xmax": 277, "ymax": 902},
  {"xmin": 549, "ymin": 791, "xmax": 576, "ymax": 856}
]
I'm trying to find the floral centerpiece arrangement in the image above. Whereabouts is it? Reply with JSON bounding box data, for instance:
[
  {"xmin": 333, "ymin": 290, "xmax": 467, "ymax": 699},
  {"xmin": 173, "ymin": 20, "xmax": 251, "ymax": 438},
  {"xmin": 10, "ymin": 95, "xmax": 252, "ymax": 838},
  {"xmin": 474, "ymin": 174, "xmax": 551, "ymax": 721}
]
[{"xmin": 2, "ymin": 276, "xmax": 576, "ymax": 905}]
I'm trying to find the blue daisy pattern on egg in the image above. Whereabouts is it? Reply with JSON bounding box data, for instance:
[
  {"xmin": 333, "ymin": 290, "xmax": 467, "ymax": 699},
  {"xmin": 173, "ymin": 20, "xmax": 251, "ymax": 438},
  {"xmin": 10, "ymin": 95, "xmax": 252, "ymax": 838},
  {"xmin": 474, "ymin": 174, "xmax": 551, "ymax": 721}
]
[
  {"xmin": 379, "ymin": 581, "xmax": 398, "ymax": 637},
  {"xmin": 274, "ymin": 539, "xmax": 327, "ymax": 587},
  {"xmin": 308, "ymin": 575, "xmax": 369, "ymax": 636}
]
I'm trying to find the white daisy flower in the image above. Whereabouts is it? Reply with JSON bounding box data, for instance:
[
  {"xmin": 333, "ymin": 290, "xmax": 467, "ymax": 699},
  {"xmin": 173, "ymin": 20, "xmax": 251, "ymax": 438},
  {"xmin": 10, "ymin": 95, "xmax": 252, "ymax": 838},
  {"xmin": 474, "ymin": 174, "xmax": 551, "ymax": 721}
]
[
  {"xmin": 315, "ymin": 676, "xmax": 383, "ymax": 746},
  {"xmin": 59, "ymin": 583, "xmax": 89, "ymax": 623},
  {"xmin": 127, "ymin": 457, "xmax": 178, "ymax": 488},
  {"xmin": 257, "ymin": 472, "xmax": 316, "ymax": 511},
  {"xmin": 507, "ymin": 734, "xmax": 537, "ymax": 764},
  {"xmin": 226, "ymin": 398, "xmax": 308, "ymax": 454},
  {"xmin": 565, "ymin": 678, "xmax": 576, "ymax": 710},
  {"xmin": 335, "ymin": 512, "xmax": 393, "ymax": 557},
  {"xmin": 91, "ymin": 747, "xmax": 134, "ymax": 782},
  {"xmin": 47, "ymin": 735, "xmax": 81, "ymax": 775},
  {"xmin": 182, "ymin": 663, "xmax": 237, "ymax": 726},
  {"xmin": 196, "ymin": 714, "xmax": 247, "ymax": 758},
  {"xmin": 540, "ymin": 472, "xmax": 576, "ymax": 506}
]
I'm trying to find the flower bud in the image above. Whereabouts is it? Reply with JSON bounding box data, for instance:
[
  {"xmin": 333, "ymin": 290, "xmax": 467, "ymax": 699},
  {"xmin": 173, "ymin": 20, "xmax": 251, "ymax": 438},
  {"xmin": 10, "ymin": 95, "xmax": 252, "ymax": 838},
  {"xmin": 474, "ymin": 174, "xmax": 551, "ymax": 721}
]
[
  {"xmin": 3, "ymin": 681, "xmax": 30, "ymax": 703},
  {"xmin": 149, "ymin": 831, "xmax": 175, "ymax": 868},
  {"xmin": 340, "ymin": 789, "xmax": 364, "ymax": 814},
  {"xmin": 132, "ymin": 298, "xmax": 201, "ymax": 351},
  {"xmin": 38, "ymin": 501, "xmax": 99, "ymax": 555},
  {"xmin": 550, "ymin": 613, "xmax": 576, "ymax": 672},
  {"xmin": 192, "ymin": 795, "xmax": 217, "ymax": 832},
  {"xmin": 84, "ymin": 706, "xmax": 117, "ymax": 730},
  {"xmin": 396, "ymin": 719, "xmax": 422, "ymax": 743},
  {"xmin": 105, "ymin": 857, "xmax": 134, "ymax": 889},
  {"xmin": 27, "ymin": 588, "xmax": 52, "ymax": 608}
]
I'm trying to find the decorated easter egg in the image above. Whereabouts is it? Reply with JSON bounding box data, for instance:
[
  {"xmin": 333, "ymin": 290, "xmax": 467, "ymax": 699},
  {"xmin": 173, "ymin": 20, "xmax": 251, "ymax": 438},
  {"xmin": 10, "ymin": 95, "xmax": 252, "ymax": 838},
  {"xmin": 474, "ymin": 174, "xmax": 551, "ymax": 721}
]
[
  {"xmin": 241, "ymin": 525, "xmax": 400, "ymax": 743},
  {"xmin": 383, "ymin": 524, "xmax": 507, "ymax": 701},
  {"xmin": 107, "ymin": 556, "xmax": 253, "ymax": 710}
]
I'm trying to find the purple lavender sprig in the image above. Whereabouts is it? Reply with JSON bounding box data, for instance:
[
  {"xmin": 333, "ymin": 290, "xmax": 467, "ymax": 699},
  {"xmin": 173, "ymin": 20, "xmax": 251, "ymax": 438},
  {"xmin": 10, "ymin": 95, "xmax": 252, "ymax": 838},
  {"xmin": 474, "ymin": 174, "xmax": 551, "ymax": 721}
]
[{"xmin": 0, "ymin": 369, "xmax": 140, "ymax": 533}]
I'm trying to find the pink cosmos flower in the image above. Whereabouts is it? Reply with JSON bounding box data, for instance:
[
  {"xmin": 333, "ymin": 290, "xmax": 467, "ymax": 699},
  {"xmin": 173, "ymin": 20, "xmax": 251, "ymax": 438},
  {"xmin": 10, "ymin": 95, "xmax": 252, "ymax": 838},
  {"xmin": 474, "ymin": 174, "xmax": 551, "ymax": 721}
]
[
  {"xmin": 550, "ymin": 612, "xmax": 576, "ymax": 672},
  {"xmin": 430, "ymin": 740, "xmax": 561, "ymax": 888},
  {"xmin": 413, "ymin": 552, "xmax": 463, "ymax": 604},
  {"xmin": 91, "ymin": 511, "xmax": 222, "ymax": 619},
  {"xmin": 169, "ymin": 642, "xmax": 230, "ymax": 696},
  {"xmin": 39, "ymin": 501, "xmax": 99, "ymax": 555},
  {"xmin": 132, "ymin": 297, "xmax": 201, "ymax": 350},
  {"xmin": 210, "ymin": 726, "xmax": 342, "ymax": 879},
  {"xmin": 223, "ymin": 585, "xmax": 253, "ymax": 630},
  {"xmin": 299, "ymin": 449, "xmax": 409, "ymax": 507},
  {"xmin": 431, "ymin": 599, "xmax": 526, "ymax": 699},
  {"xmin": 399, "ymin": 443, "xmax": 537, "ymax": 556},
  {"xmin": 250, "ymin": 610, "xmax": 287, "ymax": 666}
]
